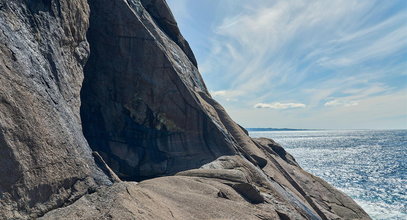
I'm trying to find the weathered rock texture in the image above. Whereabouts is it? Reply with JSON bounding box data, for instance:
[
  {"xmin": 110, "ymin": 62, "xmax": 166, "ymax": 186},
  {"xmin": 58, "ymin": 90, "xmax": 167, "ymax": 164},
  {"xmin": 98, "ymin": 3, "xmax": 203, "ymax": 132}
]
[
  {"xmin": 80, "ymin": 0, "xmax": 241, "ymax": 181},
  {"xmin": 0, "ymin": 1, "xmax": 110, "ymax": 219},
  {"xmin": 0, "ymin": 0, "xmax": 371, "ymax": 219}
]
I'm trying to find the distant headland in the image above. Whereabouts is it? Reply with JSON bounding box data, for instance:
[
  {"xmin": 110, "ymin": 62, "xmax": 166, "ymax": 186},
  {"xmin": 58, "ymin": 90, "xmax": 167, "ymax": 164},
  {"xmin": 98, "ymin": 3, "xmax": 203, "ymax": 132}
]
[{"xmin": 246, "ymin": 128, "xmax": 320, "ymax": 131}]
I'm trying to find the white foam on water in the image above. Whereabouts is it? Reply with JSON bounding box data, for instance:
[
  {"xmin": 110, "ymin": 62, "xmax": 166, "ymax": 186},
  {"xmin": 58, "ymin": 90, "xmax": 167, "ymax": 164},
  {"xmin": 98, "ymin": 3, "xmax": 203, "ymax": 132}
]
[{"xmin": 355, "ymin": 199, "xmax": 407, "ymax": 220}]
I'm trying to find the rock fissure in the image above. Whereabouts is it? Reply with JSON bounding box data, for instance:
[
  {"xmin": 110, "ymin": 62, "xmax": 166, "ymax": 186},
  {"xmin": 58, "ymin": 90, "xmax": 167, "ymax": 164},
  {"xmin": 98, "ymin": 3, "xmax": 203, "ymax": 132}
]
[
  {"xmin": 34, "ymin": 176, "xmax": 96, "ymax": 219},
  {"xmin": 261, "ymin": 147, "xmax": 329, "ymax": 220}
]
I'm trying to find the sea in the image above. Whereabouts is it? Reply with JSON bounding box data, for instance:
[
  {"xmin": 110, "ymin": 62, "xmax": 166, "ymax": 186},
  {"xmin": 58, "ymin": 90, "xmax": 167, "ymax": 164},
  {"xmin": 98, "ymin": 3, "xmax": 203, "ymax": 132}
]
[{"xmin": 249, "ymin": 129, "xmax": 406, "ymax": 220}]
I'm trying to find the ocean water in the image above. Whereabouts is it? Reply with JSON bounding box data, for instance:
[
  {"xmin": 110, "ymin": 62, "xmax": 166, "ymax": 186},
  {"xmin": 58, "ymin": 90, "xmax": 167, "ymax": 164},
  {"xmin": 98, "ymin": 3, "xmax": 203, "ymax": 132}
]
[{"xmin": 249, "ymin": 129, "xmax": 407, "ymax": 220}]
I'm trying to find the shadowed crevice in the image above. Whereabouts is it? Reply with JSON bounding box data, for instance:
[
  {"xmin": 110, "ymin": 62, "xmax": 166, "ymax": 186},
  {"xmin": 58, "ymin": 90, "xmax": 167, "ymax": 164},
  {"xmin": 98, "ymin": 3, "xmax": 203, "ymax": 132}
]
[{"xmin": 80, "ymin": 0, "xmax": 235, "ymax": 182}]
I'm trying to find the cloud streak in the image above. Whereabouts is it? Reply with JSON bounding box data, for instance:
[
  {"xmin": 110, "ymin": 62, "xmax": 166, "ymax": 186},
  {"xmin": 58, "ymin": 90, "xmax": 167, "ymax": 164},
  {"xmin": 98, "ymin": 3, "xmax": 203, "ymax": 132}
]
[
  {"xmin": 254, "ymin": 102, "xmax": 306, "ymax": 110},
  {"xmin": 324, "ymin": 100, "xmax": 358, "ymax": 107},
  {"xmin": 168, "ymin": 0, "xmax": 407, "ymax": 128}
]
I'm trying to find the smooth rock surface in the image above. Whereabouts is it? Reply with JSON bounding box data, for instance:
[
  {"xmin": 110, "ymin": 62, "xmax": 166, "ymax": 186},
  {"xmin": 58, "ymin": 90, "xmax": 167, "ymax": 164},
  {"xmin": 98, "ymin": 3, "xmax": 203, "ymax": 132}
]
[
  {"xmin": 40, "ymin": 178, "xmax": 282, "ymax": 220},
  {"xmin": 81, "ymin": 0, "xmax": 239, "ymax": 181}
]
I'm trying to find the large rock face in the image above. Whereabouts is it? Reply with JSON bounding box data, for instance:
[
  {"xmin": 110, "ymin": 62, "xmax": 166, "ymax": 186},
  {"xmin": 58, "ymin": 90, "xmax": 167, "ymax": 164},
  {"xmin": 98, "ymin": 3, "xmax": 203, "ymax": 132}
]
[
  {"xmin": 0, "ymin": 0, "xmax": 371, "ymax": 219},
  {"xmin": 80, "ymin": 0, "xmax": 250, "ymax": 181},
  {"xmin": 0, "ymin": 1, "xmax": 110, "ymax": 219}
]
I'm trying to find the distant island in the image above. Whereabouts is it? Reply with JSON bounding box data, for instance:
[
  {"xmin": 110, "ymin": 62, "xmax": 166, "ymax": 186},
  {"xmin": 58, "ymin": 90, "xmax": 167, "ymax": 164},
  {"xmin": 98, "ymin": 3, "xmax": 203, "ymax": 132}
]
[{"xmin": 246, "ymin": 128, "xmax": 320, "ymax": 131}]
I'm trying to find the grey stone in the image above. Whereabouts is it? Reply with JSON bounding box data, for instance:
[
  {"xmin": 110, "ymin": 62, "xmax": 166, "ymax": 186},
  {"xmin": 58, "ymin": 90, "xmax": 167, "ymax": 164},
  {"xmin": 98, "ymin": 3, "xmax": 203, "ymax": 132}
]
[{"xmin": 0, "ymin": 1, "xmax": 110, "ymax": 219}]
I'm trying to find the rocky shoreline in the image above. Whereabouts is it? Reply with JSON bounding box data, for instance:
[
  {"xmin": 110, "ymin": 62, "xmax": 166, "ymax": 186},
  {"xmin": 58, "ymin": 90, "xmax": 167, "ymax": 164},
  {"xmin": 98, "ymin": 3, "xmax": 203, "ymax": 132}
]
[{"xmin": 0, "ymin": 0, "xmax": 370, "ymax": 219}]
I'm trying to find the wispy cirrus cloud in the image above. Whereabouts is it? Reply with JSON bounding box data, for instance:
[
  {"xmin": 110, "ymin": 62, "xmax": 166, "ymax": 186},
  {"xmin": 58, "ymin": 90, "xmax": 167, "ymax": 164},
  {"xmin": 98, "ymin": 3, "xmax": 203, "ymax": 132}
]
[
  {"xmin": 254, "ymin": 102, "xmax": 306, "ymax": 110},
  {"xmin": 168, "ymin": 0, "xmax": 407, "ymax": 128},
  {"xmin": 199, "ymin": 1, "xmax": 406, "ymax": 106},
  {"xmin": 322, "ymin": 83, "xmax": 389, "ymax": 108},
  {"xmin": 324, "ymin": 100, "xmax": 358, "ymax": 107}
]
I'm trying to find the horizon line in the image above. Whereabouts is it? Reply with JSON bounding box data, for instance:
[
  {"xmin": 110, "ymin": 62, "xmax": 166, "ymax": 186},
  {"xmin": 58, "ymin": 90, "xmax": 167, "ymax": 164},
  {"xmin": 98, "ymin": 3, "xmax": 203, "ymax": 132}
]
[{"xmin": 245, "ymin": 127, "xmax": 407, "ymax": 131}]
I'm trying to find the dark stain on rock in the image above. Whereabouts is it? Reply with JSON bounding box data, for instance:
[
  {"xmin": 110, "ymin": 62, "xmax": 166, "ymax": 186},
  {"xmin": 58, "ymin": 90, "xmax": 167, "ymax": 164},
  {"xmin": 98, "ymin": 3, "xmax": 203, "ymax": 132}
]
[{"xmin": 25, "ymin": 0, "xmax": 52, "ymax": 14}]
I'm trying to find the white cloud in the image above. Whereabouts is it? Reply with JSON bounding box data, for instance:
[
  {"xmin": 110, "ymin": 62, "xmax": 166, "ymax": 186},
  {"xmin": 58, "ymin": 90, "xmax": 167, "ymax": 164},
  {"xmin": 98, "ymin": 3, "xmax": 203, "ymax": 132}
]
[
  {"xmin": 211, "ymin": 90, "xmax": 227, "ymax": 97},
  {"xmin": 254, "ymin": 102, "xmax": 306, "ymax": 109},
  {"xmin": 210, "ymin": 90, "xmax": 246, "ymax": 102},
  {"xmin": 211, "ymin": 90, "xmax": 244, "ymax": 98},
  {"xmin": 230, "ymin": 89, "xmax": 407, "ymax": 129},
  {"xmin": 324, "ymin": 99, "xmax": 359, "ymax": 107}
]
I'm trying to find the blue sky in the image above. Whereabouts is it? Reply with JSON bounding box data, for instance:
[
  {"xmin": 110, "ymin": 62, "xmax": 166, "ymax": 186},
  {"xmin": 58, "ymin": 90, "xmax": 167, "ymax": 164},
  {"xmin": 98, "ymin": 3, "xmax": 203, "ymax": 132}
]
[{"xmin": 167, "ymin": 0, "xmax": 407, "ymax": 129}]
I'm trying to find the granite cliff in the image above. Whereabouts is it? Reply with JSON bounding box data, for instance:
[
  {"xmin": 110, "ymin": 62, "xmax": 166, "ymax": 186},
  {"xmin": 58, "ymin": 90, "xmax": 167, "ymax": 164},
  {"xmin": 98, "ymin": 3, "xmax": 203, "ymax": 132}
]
[{"xmin": 0, "ymin": 0, "xmax": 370, "ymax": 219}]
